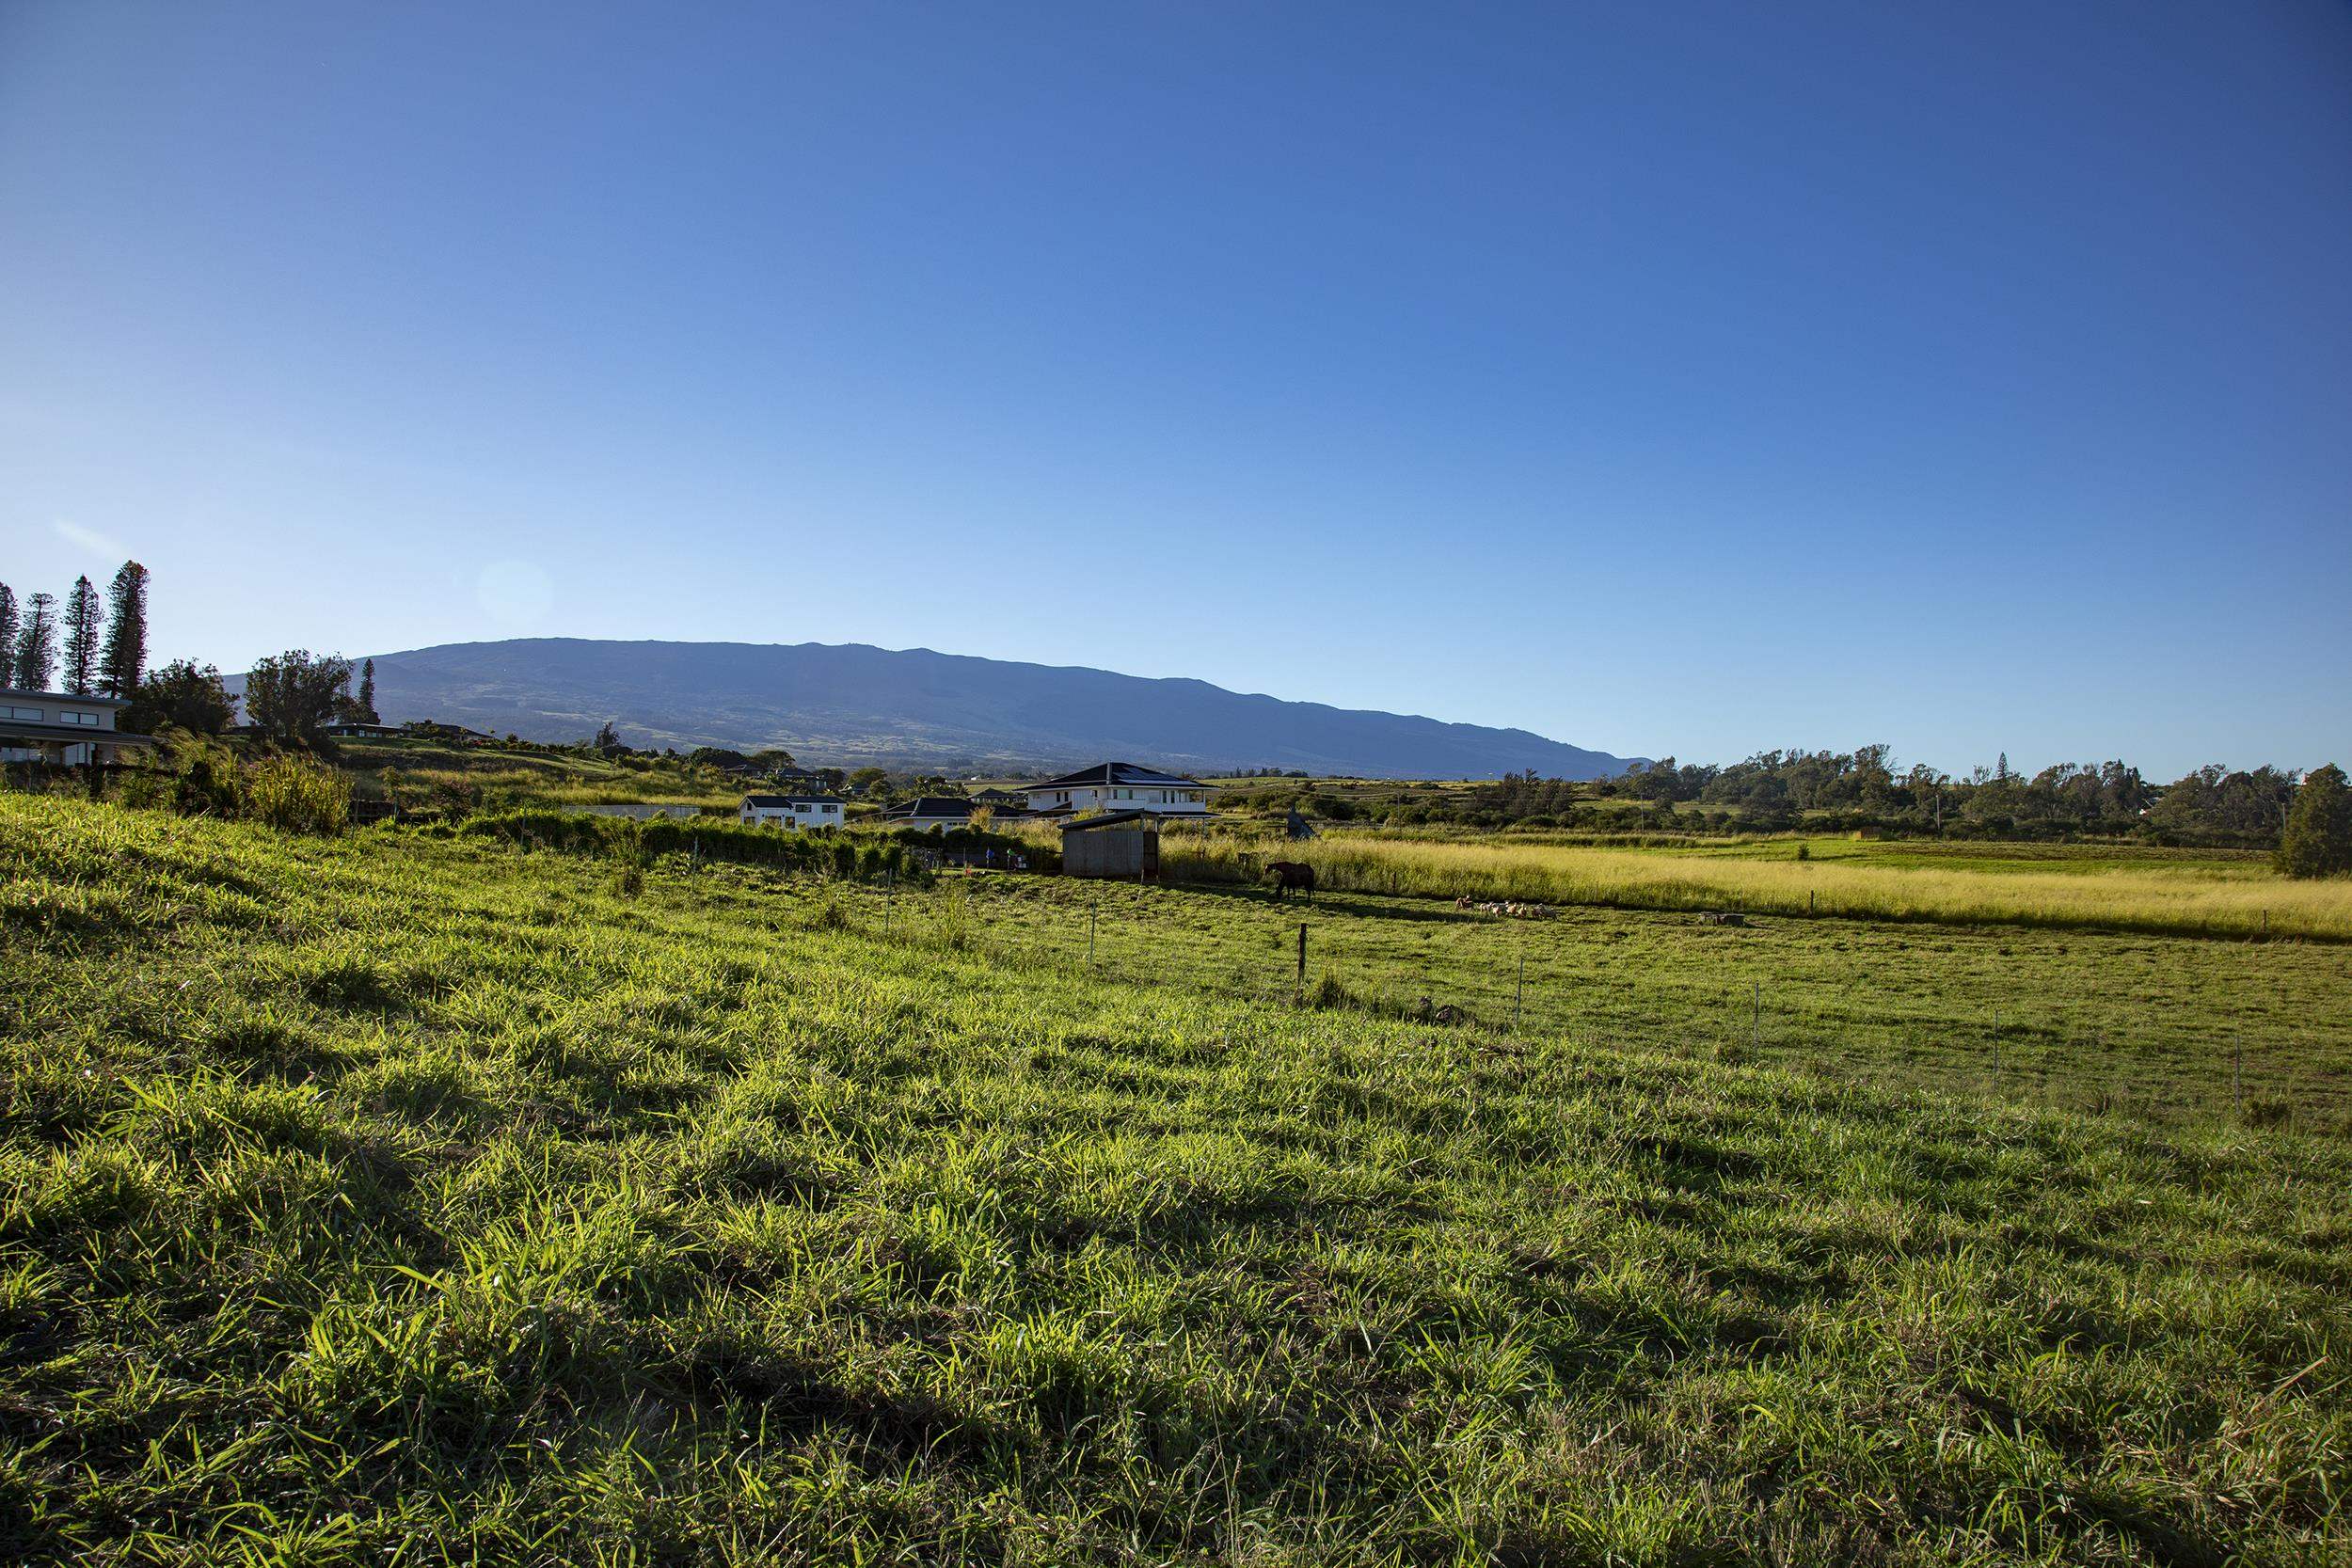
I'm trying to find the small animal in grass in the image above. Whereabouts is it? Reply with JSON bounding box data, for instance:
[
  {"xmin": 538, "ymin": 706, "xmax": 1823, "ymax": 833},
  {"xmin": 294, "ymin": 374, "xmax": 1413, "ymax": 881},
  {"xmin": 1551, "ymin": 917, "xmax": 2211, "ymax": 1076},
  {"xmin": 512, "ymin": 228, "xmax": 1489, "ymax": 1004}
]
[
  {"xmin": 1461, "ymin": 898, "xmax": 1553, "ymax": 920},
  {"xmin": 1266, "ymin": 861, "xmax": 1316, "ymax": 897}
]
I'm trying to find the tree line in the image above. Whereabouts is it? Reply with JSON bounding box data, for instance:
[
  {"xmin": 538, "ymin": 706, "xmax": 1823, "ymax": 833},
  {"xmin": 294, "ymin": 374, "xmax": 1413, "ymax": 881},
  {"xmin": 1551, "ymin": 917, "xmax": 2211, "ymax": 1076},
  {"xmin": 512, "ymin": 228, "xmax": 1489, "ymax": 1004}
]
[
  {"xmin": 1, "ymin": 563, "xmax": 149, "ymax": 699},
  {"xmin": 1, "ymin": 563, "xmax": 389, "ymax": 747}
]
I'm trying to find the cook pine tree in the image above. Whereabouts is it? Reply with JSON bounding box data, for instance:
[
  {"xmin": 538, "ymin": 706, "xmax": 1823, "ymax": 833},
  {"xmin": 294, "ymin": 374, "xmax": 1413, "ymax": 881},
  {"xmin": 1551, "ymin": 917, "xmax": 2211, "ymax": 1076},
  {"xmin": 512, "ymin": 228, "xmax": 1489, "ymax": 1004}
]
[
  {"xmin": 60, "ymin": 576, "xmax": 104, "ymax": 695},
  {"xmin": 14, "ymin": 592, "xmax": 56, "ymax": 690},
  {"xmin": 100, "ymin": 561, "xmax": 150, "ymax": 699}
]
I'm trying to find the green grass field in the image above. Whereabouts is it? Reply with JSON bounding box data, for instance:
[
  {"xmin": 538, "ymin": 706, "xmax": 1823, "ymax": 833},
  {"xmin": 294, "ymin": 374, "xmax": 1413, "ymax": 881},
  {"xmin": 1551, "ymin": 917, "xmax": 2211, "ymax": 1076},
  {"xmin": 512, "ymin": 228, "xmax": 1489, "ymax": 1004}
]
[
  {"xmin": 4, "ymin": 795, "xmax": 2349, "ymax": 1563},
  {"xmin": 330, "ymin": 736, "xmax": 739, "ymax": 812},
  {"xmin": 1136, "ymin": 829, "xmax": 2352, "ymax": 942}
]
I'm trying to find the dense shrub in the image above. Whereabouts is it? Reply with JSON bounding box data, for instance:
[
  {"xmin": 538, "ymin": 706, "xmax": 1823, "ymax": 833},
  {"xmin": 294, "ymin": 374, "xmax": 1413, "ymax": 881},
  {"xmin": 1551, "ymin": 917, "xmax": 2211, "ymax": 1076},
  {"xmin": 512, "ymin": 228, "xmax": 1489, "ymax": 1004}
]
[
  {"xmin": 244, "ymin": 753, "xmax": 352, "ymax": 836},
  {"xmin": 460, "ymin": 811, "xmax": 925, "ymax": 883}
]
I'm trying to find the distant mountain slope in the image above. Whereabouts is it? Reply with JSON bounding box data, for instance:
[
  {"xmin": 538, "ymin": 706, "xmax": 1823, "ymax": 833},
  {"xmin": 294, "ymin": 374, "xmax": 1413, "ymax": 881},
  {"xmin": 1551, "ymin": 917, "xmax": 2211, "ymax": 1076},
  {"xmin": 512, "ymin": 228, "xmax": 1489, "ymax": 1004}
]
[{"xmin": 351, "ymin": 638, "xmax": 1645, "ymax": 779}]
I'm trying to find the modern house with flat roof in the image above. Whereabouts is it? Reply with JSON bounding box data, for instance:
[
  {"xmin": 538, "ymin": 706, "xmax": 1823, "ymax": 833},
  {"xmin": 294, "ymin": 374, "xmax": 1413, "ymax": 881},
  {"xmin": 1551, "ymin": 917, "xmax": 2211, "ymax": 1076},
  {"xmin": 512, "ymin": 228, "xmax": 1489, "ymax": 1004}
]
[
  {"xmin": 1024, "ymin": 762, "xmax": 1213, "ymax": 817},
  {"xmin": 0, "ymin": 689, "xmax": 156, "ymax": 768}
]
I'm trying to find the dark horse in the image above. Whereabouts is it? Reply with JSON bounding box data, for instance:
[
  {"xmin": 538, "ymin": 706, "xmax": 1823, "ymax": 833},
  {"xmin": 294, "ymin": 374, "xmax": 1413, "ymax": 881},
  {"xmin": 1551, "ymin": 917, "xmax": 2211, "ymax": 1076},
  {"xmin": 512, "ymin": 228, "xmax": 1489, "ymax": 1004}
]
[{"xmin": 1266, "ymin": 861, "xmax": 1316, "ymax": 898}]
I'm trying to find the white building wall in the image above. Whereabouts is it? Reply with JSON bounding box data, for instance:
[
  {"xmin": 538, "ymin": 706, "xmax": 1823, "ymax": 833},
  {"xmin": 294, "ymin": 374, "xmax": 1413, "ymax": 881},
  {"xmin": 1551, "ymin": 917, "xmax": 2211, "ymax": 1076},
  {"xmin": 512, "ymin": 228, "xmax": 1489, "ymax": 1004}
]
[{"xmin": 1025, "ymin": 784, "xmax": 1210, "ymax": 815}]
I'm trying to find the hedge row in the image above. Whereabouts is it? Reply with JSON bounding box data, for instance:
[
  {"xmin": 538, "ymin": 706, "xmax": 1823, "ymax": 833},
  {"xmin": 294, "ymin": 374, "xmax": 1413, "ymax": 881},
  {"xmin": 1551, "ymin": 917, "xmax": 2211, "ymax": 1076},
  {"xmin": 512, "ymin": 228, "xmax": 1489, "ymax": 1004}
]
[{"xmin": 457, "ymin": 810, "xmax": 926, "ymax": 883}]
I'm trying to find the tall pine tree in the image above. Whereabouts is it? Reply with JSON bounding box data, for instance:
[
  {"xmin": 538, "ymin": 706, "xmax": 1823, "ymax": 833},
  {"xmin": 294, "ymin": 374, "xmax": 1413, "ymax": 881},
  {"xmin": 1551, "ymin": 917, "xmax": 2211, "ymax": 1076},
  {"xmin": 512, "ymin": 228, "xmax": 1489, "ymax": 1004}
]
[
  {"xmin": 0, "ymin": 585, "xmax": 16, "ymax": 679},
  {"xmin": 357, "ymin": 657, "xmax": 378, "ymax": 723},
  {"xmin": 100, "ymin": 561, "xmax": 150, "ymax": 698},
  {"xmin": 60, "ymin": 576, "xmax": 103, "ymax": 695},
  {"xmin": 14, "ymin": 592, "xmax": 56, "ymax": 690}
]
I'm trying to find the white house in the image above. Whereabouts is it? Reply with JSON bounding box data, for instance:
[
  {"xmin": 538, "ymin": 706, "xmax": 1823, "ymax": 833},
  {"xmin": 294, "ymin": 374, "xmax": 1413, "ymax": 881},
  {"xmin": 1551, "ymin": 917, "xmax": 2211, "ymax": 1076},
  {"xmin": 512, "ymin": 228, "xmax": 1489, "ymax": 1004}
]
[
  {"xmin": 0, "ymin": 688, "xmax": 156, "ymax": 768},
  {"xmin": 739, "ymin": 792, "xmax": 844, "ymax": 830},
  {"xmin": 1024, "ymin": 762, "xmax": 1214, "ymax": 817}
]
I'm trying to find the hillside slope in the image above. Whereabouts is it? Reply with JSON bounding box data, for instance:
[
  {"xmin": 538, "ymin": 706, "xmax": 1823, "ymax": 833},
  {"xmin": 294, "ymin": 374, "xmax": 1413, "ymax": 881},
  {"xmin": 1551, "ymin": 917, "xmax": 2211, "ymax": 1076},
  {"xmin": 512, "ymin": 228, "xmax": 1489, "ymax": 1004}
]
[
  {"xmin": 2, "ymin": 795, "xmax": 2345, "ymax": 1563},
  {"xmin": 348, "ymin": 637, "xmax": 1645, "ymax": 776}
]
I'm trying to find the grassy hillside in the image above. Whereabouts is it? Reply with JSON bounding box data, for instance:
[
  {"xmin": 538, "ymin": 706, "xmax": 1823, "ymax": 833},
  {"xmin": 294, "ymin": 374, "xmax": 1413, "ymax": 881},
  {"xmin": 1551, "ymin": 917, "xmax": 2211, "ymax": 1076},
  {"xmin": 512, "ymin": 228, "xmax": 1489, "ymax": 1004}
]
[
  {"xmin": 328, "ymin": 736, "xmax": 739, "ymax": 812},
  {"xmin": 3, "ymin": 797, "xmax": 2347, "ymax": 1563}
]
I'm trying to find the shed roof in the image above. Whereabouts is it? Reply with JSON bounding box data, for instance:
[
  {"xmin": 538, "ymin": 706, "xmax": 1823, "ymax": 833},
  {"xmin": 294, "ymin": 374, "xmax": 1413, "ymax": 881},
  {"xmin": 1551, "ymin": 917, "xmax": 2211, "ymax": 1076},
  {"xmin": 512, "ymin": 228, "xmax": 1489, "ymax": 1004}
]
[
  {"xmin": 1058, "ymin": 809, "xmax": 1160, "ymax": 833},
  {"xmin": 742, "ymin": 793, "xmax": 843, "ymax": 807}
]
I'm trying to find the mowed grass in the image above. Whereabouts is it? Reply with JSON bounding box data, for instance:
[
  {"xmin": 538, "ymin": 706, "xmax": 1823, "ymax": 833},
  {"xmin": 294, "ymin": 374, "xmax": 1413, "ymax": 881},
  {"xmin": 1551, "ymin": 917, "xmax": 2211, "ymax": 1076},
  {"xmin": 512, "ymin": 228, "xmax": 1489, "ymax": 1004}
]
[
  {"xmin": 1156, "ymin": 831, "xmax": 2352, "ymax": 942},
  {"xmin": 1, "ymin": 795, "xmax": 2348, "ymax": 1564}
]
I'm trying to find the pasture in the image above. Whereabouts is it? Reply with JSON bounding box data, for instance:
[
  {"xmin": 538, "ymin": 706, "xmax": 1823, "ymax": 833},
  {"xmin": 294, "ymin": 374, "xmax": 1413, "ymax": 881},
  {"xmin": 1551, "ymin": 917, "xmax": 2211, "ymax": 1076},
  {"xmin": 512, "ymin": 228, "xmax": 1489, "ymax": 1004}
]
[
  {"xmin": 2, "ymin": 794, "xmax": 2348, "ymax": 1563},
  {"xmin": 1144, "ymin": 828, "xmax": 2352, "ymax": 942}
]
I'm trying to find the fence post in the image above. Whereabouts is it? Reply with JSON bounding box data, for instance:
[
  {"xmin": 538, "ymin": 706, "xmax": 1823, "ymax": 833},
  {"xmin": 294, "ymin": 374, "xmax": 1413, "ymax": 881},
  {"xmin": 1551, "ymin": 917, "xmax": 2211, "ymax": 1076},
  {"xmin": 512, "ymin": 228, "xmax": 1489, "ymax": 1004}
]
[
  {"xmin": 1296, "ymin": 922, "xmax": 1308, "ymax": 996},
  {"xmin": 1751, "ymin": 982, "xmax": 1759, "ymax": 1052},
  {"xmin": 1515, "ymin": 951, "xmax": 1525, "ymax": 1033},
  {"xmin": 1089, "ymin": 902, "xmax": 1098, "ymax": 967},
  {"xmin": 1991, "ymin": 1009, "xmax": 1999, "ymax": 1085}
]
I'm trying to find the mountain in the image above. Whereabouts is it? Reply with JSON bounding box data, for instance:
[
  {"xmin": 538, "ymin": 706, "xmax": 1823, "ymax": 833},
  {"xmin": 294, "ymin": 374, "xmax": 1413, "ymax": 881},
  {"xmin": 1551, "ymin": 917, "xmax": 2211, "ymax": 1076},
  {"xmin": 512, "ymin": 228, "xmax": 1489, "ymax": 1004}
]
[{"xmin": 347, "ymin": 638, "xmax": 1645, "ymax": 779}]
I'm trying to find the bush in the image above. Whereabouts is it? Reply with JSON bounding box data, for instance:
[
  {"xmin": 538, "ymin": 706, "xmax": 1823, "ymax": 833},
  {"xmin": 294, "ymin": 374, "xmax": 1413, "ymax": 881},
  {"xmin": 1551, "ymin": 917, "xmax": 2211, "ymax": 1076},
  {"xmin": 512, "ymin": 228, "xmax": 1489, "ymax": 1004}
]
[
  {"xmin": 245, "ymin": 753, "xmax": 352, "ymax": 836},
  {"xmin": 2277, "ymin": 765, "xmax": 2351, "ymax": 879}
]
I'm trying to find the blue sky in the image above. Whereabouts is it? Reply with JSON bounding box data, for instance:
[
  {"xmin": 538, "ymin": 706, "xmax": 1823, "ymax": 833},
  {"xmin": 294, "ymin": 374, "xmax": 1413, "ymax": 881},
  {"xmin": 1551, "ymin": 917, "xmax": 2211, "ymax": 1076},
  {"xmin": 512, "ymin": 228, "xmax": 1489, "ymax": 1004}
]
[{"xmin": 3, "ymin": 1, "xmax": 2346, "ymax": 777}]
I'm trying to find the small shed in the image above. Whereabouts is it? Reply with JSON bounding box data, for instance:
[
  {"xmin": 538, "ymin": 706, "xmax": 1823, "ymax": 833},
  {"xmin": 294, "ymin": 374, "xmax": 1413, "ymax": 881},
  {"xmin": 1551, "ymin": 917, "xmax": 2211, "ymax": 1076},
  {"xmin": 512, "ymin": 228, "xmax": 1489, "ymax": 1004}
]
[{"xmin": 1059, "ymin": 810, "xmax": 1161, "ymax": 879}]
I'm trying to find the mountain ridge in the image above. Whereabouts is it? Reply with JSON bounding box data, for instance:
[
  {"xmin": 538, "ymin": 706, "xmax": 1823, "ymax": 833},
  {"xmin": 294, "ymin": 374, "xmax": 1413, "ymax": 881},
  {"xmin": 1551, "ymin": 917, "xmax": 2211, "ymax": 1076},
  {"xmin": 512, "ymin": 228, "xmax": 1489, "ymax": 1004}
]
[{"xmin": 345, "ymin": 637, "xmax": 1646, "ymax": 779}]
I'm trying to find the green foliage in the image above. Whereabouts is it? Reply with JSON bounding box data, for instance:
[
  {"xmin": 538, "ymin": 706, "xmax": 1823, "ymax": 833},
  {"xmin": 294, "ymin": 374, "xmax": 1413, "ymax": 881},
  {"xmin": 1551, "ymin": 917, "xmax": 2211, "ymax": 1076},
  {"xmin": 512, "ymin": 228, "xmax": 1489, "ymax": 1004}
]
[
  {"xmin": 98, "ymin": 560, "xmax": 149, "ymax": 699},
  {"xmin": 244, "ymin": 752, "xmax": 353, "ymax": 835},
  {"xmin": 56, "ymin": 576, "xmax": 102, "ymax": 696},
  {"xmin": 128, "ymin": 658, "xmax": 235, "ymax": 736},
  {"xmin": 118, "ymin": 730, "xmax": 244, "ymax": 817},
  {"xmin": 1, "ymin": 794, "xmax": 2347, "ymax": 1562},
  {"xmin": 244, "ymin": 648, "xmax": 353, "ymax": 747},
  {"xmin": 457, "ymin": 809, "xmax": 924, "ymax": 884},
  {"xmin": 11, "ymin": 589, "xmax": 55, "ymax": 689},
  {"xmin": 2277, "ymin": 763, "xmax": 2352, "ymax": 879}
]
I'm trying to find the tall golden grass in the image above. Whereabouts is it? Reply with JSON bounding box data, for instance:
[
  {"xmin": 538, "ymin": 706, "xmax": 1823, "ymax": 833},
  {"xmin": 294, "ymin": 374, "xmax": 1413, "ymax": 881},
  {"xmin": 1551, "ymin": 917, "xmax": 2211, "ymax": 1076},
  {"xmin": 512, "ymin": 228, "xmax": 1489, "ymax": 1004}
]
[{"xmin": 1152, "ymin": 830, "xmax": 2352, "ymax": 940}]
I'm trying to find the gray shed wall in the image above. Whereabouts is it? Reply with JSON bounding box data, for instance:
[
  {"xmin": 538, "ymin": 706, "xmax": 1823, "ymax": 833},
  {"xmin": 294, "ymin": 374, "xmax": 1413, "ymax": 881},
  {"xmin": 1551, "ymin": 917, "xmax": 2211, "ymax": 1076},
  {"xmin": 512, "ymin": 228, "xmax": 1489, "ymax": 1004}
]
[{"xmin": 1062, "ymin": 827, "xmax": 1157, "ymax": 879}]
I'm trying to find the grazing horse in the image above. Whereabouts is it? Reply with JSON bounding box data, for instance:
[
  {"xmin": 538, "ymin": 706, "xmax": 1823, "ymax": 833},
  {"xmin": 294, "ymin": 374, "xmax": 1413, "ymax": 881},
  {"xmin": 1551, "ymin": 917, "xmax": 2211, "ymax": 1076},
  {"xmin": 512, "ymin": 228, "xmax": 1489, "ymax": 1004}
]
[{"xmin": 1266, "ymin": 861, "xmax": 1316, "ymax": 898}]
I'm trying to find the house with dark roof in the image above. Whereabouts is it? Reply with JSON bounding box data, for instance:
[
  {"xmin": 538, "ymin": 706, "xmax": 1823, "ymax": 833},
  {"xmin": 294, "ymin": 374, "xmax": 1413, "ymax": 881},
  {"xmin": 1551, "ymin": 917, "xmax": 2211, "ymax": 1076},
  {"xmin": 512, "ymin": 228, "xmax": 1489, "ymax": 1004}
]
[
  {"xmin": 0, "ymin": 688, "xmax": 156, "ymax": 768},
  {"xmin": 1022, "ymin": 761, "xmax": 1213, "ymax": 817},
  {"xmin": 739, "ymin": 792, "xmax": 844, "ymax": 831},
  {"xmin": 881, "ymin": 797, "xmax": 977, "ymax": 832}
]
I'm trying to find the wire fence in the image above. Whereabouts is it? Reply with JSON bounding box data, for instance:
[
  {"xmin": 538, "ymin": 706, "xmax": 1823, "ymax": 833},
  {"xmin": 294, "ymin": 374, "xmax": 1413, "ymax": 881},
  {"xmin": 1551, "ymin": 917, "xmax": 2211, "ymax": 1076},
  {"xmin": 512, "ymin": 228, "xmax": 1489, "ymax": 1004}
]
[{"xmin": 819, "ymin": 869, "xmax": 2352, "ymax": 1138}]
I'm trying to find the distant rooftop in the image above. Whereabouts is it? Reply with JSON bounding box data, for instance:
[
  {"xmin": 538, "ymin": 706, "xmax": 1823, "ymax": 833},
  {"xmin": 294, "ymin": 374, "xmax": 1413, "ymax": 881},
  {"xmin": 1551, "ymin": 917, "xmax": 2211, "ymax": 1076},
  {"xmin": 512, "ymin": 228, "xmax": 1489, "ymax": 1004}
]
[{"xmin": 1025, "ymin": 761, "xmax": 1210, "ymax": 791}]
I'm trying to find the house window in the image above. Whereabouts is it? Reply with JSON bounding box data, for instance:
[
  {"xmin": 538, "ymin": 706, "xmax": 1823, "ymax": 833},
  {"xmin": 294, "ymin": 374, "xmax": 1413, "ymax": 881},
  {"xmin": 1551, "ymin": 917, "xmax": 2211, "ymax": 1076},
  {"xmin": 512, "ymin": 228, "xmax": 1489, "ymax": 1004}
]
[
  {"xmin": 60, "ymin": 710, "xmax": 100, "ymax": 726},
  {"xmin": 0, "ymin": 705, "xmax": 42, "ymax": 721}
]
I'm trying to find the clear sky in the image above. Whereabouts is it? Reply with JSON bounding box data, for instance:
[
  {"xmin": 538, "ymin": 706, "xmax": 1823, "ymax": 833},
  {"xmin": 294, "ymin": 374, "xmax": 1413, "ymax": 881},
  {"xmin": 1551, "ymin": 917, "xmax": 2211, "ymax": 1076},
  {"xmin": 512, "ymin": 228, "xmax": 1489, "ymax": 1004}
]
[{"xmin": 3, "ymin": 2, "xmax": 2346, "ymax": 778}]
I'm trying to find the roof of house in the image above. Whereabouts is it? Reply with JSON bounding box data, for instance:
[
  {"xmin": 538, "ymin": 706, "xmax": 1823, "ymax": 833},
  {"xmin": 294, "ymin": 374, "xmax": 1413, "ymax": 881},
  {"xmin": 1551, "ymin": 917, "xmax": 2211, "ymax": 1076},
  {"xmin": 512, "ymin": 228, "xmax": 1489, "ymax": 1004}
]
[
  {"xmin": 1025, "ymin": 761, "xmax": 1211, "ymax": 792},
  {"xmin": 0, "ymin": 718, "xmax": 154, "ymax": 747},
  {"xmin": 0, "ymin": 687, "xmax": 130, "ymax": 707},
  {"xmin": 741, "ymin": 793, "xmax": 843, "ymax": 807},
  {"xmin": 1058, "ymin": 809, "xmax": 1160, "ymax": 832},
  {"xmin": 883, "ymin": 797, "xmax": 976, "ymax": 819}
]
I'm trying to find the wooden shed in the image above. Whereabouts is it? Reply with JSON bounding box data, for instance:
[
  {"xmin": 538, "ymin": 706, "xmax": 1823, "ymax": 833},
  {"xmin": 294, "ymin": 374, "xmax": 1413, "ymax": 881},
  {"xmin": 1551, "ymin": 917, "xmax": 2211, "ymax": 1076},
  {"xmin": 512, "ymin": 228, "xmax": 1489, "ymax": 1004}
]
[{"xmin": 1059, "ymin": 810, "xmax": 1161, "ymax": 879}]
